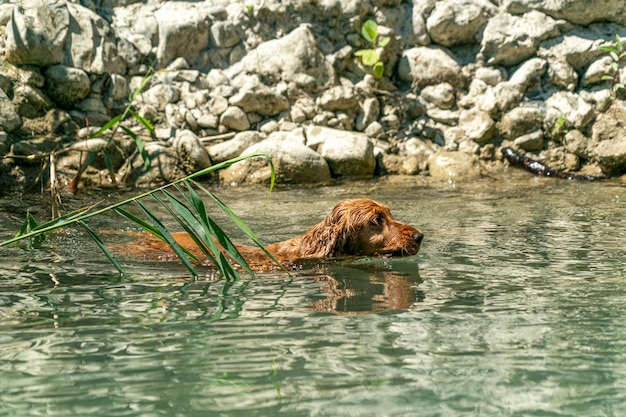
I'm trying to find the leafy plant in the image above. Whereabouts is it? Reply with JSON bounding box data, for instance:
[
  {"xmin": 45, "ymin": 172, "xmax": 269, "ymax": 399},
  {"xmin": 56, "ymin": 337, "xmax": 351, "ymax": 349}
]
[
  {"xmin": 551, "ymin": 115, "xmax": 568, "ymax": 141},
  {"xmin": 600, "ymin": 34, "xmax": 626, "ymax": 97},
  {"xmin": 354, "ymin": 20, "xmax": 391, "ymax": 79},
  {"xmin": 1, "ymin": 153, "xmax": 283, "ymax": 280},
  {"xmin": 67, "ymin": 67, "xmax": 156, "ymax": 193}
]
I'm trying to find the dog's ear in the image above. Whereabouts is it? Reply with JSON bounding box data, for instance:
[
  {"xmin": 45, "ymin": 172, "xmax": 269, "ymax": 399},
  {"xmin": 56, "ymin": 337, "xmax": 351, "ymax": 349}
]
[{"xmin": 297, "ymin": 205, "xmax": 349, "ymax": 257}]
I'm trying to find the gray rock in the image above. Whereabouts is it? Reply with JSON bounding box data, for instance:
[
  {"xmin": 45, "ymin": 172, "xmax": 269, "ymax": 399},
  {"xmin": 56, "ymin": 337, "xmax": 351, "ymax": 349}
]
[
  {"xmin": 174, "ymin": 130, "xmax": 212, "ymax": 174},
  {"xmin": 4, "ymin": 1, "xmax": 68, "ymax": 66},
  {"xmin": 208, "ymin": 130, "xmax": 265, "ymax": 163},
  {"xmin": 229, "ymin": 84, "xmax": 289, "ymax": 116},
  {"xmin": 317, "ymin": 85, "xmax": 357, "ymax": 112},
  {"xmin": 426, "ymin": 0, "xmax": 496, "ymax": 47},
  {"xmin": 219, "ymin": 134, "xmax": 331, "ymax": 185},
  {"xmin": 459, "ymin": 109, "xmax": 496, "ymax": 145},
  {"xmin": 355, "ymin": 97, "xmax": 381, "ymax": 131},
  {"xmin": 307, "ymin": 126, "xmax": 376, "ymax": 177},
  {"xmin": 210, "ymin": 21, "xmax": 242, "ymax": 48},
  {"xmin": 478, "ymin": 11, "xmax": 561, "ymax": 66},
  {"xmin": 154, "ymin": 2, "xmax": 210, "ymax": 67},
  {"xmin": 398, "ymin": 46, "xmax": 465, "ymax": 88},
  {"xmin": 220, "ymin": 106, "xmax": 250, "ymax": 131},
  {"xmin": 499, "ymin": 106, "xmax": 545, "ymax": 140},
  {"xmin": 45, "ymin": 65, "xmax": 91, "ymax": 107},
  {"xmin": 504, "ymin": 0, "xmax": 626, "ymax": 26},
  {"xmin": 226, "ymin": 24, "xmax": 335, "ymax": 90},
  {"xmin": 420, "ymin": 83, "xmax": 456, "ymax": 110},
  {"xmin": 0, "ymin": 100, "xmax": 22, "ymax": 132},
  {"xmin": 595, "ymin": 139, "xmax": 626, "ymax": 175},
  {"xmin": 428, "ymin": 150, "xmax": 481, "ymax": 181},
  {"xmin": 513, "ymin": 130, "xmax": 544, "ymax": 151},
  {"xmin": 545, "ymin": 91, "xmax": 595, "ymax": 132}
]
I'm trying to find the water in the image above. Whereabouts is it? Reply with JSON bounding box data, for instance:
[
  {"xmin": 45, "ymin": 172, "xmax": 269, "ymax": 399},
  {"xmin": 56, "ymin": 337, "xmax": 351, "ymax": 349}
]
[{"xmin": 0, "ymin": 175, "xmax": 625, "ymax": 416}]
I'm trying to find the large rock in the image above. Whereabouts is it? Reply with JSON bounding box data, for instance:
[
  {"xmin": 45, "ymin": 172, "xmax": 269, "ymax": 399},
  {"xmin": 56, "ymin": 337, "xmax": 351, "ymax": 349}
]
[
  {"xmin": 428, "ymin": 150, "xmax": 482, "ymax": 181},
  {"xmin": 544, "ymin": 91, "xmax": 595, "ymax": 132},
  {"xmin": 154, "ymin": 2, "xmax": 210, "ymax": 68},
  {"xmin": 499, "ymin": 106, "xmax": 545, "ymax": 140},
  {"xmin": 398, "ymin": 46, "xmax": 465, "ymax": 88},
  {"xmin": 208, "ymin": 131, "xmax": 265, "ymax": 163},
  {"xmin": 44, "ymin": 65, "xmax": 91, "ymax": 107},
  {"xmin": 130, "ymin": 131, "xmax": 211, "ymax": 186},
  {"xmin": 426, "ymin": 0, "xmax": 496, "ymax": 47},
  {"xmin": 504, "ymin": 0, "xmax": 626, "ymax": 26},
  {"xmin": 4, "ymin": 1, "xmax": 68, "ymax": 66},
  {"xmin": 219, "ymin": 132, "xmax": 332, "ymax": 185},
  {"xmin": 478, "ymin": 11, "xmax": 561, "ymax": 66},
  {"xmin": 226, "ymin": 24, "xmax": 335, "ymax": 90},
  {"xmin": 306, "ymin": 126, "xmax": 376, "ymax": 177},
  {"xmin": 228, "ymin": 83, "xmax": 289, "ymax": 116},
  {"xmin": 595, "ymin": 139, "xmax": 626, "ymax": 176}
]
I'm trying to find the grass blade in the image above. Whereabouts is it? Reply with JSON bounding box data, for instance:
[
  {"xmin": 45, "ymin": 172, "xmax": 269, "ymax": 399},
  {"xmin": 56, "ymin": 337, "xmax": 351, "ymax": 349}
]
[
  {"xmin": 136, "ymin": 199, "xmax": 198, "ymax": 277},
  {"xmin": 78, "ymin": 220, "xmax": 124, "ymax": 275}
]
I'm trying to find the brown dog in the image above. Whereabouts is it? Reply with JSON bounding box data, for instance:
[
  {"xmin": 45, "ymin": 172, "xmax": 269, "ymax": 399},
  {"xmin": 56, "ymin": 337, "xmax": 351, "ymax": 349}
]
[{"xmin": 122, "ymin": 198, "xmax": 423, "ymax": 270}]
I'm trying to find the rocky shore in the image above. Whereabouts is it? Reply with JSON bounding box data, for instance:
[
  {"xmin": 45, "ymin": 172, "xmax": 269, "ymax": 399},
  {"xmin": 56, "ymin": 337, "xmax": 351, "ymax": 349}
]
[{"xmin": 1, "ymin": 0, "xmax": 626, "ymax": 191}]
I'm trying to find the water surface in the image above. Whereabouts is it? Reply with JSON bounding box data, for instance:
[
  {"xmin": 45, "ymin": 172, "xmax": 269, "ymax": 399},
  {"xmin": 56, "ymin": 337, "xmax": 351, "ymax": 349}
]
[{"xmin": 0, "ymin": 175, "xmax": 625, "ymax": 416}]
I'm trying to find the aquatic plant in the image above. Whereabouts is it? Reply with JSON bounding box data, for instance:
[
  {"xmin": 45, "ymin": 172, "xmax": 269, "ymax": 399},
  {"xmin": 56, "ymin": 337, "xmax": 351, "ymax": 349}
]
[
  {"xmin": 600, "ymin": 34, "xmax": 626, "ymax": 97},
  {"xmin": 354, "ymin": 19, "xmax": 391, "ymax": 79},
  {"xmin": 1, "ymin": 153, "xmax": 282, "ymax": 279}
]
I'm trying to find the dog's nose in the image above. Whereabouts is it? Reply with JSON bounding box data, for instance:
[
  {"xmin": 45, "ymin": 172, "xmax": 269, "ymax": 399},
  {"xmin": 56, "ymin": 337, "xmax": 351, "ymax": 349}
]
[{"xmin": 413, "ymin": 232, "xmax": 424, "ymax": 244}]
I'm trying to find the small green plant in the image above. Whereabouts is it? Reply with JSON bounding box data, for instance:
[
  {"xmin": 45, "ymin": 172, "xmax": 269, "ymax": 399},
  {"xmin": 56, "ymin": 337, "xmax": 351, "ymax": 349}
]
[
  {"xmin": 354, "ymin": 20, "xmax": 390, "ymax": 79},
  {"xmin": 551, "ymin": 115, "xmax": 568, "ymax": 141},
  {"xmin": 600, "ymin": 34, "xmax": 626, "ymax": 97}
]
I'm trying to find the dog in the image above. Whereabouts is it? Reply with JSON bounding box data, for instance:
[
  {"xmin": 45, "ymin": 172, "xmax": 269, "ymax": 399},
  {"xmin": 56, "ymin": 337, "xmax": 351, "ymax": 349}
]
[{"xmin": 121, "ymin": 198, "xmax": 423, "ymax": 271}]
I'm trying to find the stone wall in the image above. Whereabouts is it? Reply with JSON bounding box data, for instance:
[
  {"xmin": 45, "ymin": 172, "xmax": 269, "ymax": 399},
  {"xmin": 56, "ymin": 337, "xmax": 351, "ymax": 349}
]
[{"xmin": 1, "ymin": 0, "xmax": 626, "ymax": 188}]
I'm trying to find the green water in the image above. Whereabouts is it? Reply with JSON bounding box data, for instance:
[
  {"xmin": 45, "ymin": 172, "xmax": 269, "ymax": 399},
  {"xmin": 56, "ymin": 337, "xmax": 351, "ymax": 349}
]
[{"xmin": 0, "ymin": 175, "xmax": 625, "ymax": 416}]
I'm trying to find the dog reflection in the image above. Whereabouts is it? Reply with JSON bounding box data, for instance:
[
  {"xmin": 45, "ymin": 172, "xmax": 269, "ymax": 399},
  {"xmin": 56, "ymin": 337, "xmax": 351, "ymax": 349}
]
[{"xmin": 308, "ymin": 263, "xmax": 423, "ymax": 314}]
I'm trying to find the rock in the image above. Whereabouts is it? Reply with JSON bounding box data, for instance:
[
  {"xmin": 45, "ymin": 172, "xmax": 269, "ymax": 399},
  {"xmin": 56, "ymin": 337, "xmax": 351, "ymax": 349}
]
[
  {"xmin": 173, "ymin": 130, "xmax": 211, "ymax": 175},
  {"xmin": 508, "ymin": 58, "xmax": 547, "ymax": 94},
  {"xmin": 478, "ymin": 11, "xmax": 561, "ymax": 66},
  {"xmin": 595, "ymin": 139, "xmax": 626, "ymax": 175},
  {"xmin": 208, "ymin": 130, "xmax": 265, "ymax": 163},
  {"xmin": 65, "ymin": 2, "xmax": 124, "ymax": 74},
  {"xmin": 544, "ymin": 91, "xmax": 595, "ymax": 132},
  {"xmin": 398, "ymin": 46, "xmax": 465, "ymax": 88},
  {"xmin": 0, "ymin": 100, "xmax": 22, "ymax": 132},
  {"xmin": 4, "ymin": 1, "xmax": 68, "ymax": 66},
  {"xmin": 428, "ymin": 150, "xmax": 481, "ymax": 181},
  {"xmin": 504, "ymin": 0, "xmax": 626, "ymax": 26},
  {"xmin": 44, "ymin": 65, "xmax": 91, "ymax": 107},
  {"xmin": 219, "ymin": 134, "xmax": 331, "ymax": 185},
  {"xmin": 140, "ymin": 84, "xmax": 181, "ymax": 111},
  {"xmin": 420, "ymin": 83, "xmax": 456, "ymax": 109},
  {"xmin": 210, "ymin": 21, "xmax": 242, "ymax": 48},
  {"xmin": 220, "ymin": 106, "xmax": 250, "ymax": 131},
  {"xmin": 154, "ymin": 2, "xmax": 210, "ymax": 67},
  {"xmin": 229, "ymin": 84, "xmax": 289, "ymax": 116},
  {"xmin": 355, "ymin": 97, "xmax": 381, "ymax": 131},
  {"xmin": 226, "ymin": 24, "xmax": 335, "ymax": 90},
  {"xmin": 591, "ymin": 101, "xmax": 626, "ymax": 145},
  {"xmin": 583, "ymin": 56, "xmax": 614, "ymax": 86},
  {"xmin": 499, "ymin": 106, "xmax": 545, "ymax": 140},
  {"xmin": 458, "ymin": 109, "xmax": 496, "ymax": 145},
  {"xmin": 306, "ymin": 126, "xmax": 376, "ymax": 177},
  {"xmin": 12, "ymin": 85, "xmax": 52, "ymax": 119},
  {"xmin": 513, "ymin": 130, "xmax": 544, "ymax": 151},
  {"xmin": 563, "ymin": 129, "xmax": 590, "ymax": 157},
  {"xmin": 426, "ymin": 0, "xmax": 496, "ymax": 47},
  {"xmin": 317, "ymin": 85, "xmax": 357, "ymax": 111},
  {"xmin": 130, "ymin": 141, "xmax": 182, "ymax": 186}
]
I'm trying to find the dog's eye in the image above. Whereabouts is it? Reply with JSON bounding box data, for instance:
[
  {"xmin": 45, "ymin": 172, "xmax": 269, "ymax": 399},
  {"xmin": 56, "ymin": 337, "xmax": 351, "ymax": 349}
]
[{"xmin": 369, "ymin": 215, "xmax": 382, "ymax": 227}]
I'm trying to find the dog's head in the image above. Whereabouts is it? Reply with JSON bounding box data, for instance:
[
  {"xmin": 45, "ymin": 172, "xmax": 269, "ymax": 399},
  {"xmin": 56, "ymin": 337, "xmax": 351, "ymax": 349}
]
[{"xmin": 301, "ymin": 199, "xmax": 423, "ymax": 258}]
